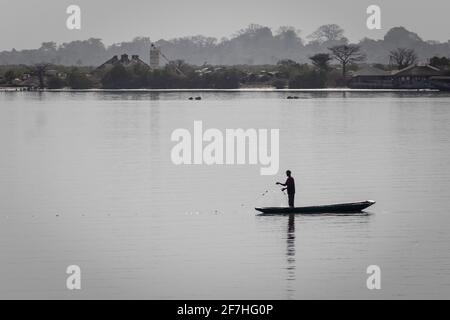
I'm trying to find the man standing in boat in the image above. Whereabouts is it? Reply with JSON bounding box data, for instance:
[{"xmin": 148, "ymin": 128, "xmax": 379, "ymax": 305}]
[{"xmin": 277, "ymin": 170, "xmax": 296, "ymax": 207}]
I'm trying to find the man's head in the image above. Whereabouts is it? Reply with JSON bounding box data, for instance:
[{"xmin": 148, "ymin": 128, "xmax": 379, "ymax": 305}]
[{"xmin": 286, "ymin": 170, "xmax": 291, "ymax": 177}]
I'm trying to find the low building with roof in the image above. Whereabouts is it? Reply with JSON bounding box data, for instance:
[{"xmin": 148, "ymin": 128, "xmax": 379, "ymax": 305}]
[
  {"xmin": 348, "ymin": 66, "xmax": 394, "ymax": 89},
  {"xmin": 392, "ymin": 65, "xmax": 441, "ymax": 89},
  {"xmin": 349, "ymin": 64, "xmax": 446, "ymax": 90},
  {"xmin": 96, "ymin": 54, "xmax": 149, "ymax": 71}
]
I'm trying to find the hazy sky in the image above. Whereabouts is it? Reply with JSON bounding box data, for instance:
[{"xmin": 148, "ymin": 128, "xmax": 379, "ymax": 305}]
[{"xmin": 1, "ymin": 0, "xmax": 449, "ymax": 50}]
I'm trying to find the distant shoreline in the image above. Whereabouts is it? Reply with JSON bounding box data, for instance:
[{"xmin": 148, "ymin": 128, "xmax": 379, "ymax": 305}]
[{"xmin": 0, "ymin": 87, "xmax": 441, "ymax": 93}]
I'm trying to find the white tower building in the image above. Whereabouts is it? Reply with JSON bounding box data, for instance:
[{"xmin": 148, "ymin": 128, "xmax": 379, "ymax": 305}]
[{"xmin": 150, "ymin": 44, "xmax": 160, "ymax": 70}]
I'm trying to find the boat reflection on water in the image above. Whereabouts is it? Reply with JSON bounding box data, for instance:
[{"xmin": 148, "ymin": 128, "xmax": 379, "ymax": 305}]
[
  {"xmin": 265, "ymin": 211, "xmax": 373, "ymax": 299},
  {"xmin": 286, "ymin": 214, "xmax": 296, "ymax": 299}
]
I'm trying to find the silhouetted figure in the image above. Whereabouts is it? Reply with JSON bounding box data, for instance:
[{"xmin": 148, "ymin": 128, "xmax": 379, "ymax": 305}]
[{"xmin": 277, "ymin": 170, "xmax": 296, "ymax": 207}]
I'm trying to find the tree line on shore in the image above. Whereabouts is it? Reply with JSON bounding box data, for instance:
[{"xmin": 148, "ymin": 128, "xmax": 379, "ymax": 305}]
[
  {"xmin": 1, "ymin": 47, "xmax": 449, "ymax": 90},
  {"xmin": 1, "ymin": 24, "xmax": 450, "ymax": 67},
  {"xmin": 2, "ymin": 23, "xmax": 450, "ymax": 89}
]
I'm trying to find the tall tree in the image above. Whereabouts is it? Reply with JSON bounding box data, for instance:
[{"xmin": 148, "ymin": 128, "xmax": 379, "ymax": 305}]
[
  {"xmin": 40, "ymin": 42, "xmax": 57, "ymax": 52},
  {"xmin": 429, "ymin": 56, "xmax": 450, "ymax": 69},
  {"xmin": 4, "ymin": 70, "xmax": 16, "ymax": 84},
  {"xmin": 308, "ymin": 24, "xmax": 346, "ymax": 44},
  {"xmin": 276, "ymin": 59, "xmax": 301, "ymax": 78},
  {"xmin": 309, "ymin": 53, "xmax": 332, "ymax": 72},
  {"xmin": 329, "ymin": 44, "xmax": 366, "ymax": 77},
  {"xmin": 389, "ymin": 48, "xmax": 418, "ymax": 70},
  {"xmin": 32, "ymin": 64, "xmax": 49, "ymax": 89},
  {"xmin": 276, "ymin": 26, "xmax": 302, "ymax": 45}
]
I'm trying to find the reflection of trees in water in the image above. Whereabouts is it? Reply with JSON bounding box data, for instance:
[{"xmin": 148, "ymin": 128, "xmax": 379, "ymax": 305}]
[{"xmin": 286, "ymin": 214, "xmax": 296, "ymax": 299}]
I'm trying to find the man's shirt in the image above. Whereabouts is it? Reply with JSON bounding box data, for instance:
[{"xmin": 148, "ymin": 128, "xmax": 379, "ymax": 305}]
[{"xmin": 286, "ymin": 177, "xmax": 295, "ymax": 194}]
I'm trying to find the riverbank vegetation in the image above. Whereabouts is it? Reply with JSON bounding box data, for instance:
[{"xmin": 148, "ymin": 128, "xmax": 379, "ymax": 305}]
[
  {"xmin": 1, "ymin": 23, "xmax": 450, "ymax": 90},
  {"xmin": 1, "ymin": 50, "xmax": 449, "ymax": 90}
]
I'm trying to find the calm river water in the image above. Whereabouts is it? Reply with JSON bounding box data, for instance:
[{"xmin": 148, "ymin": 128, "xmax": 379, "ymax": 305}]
[{"xmin": 1, "ymin": 91, "xmax": 450, "ymax": 299}]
